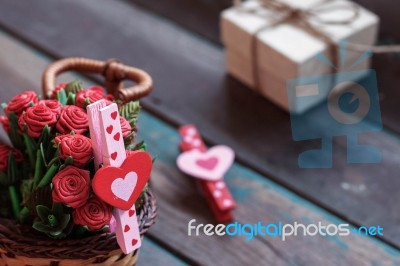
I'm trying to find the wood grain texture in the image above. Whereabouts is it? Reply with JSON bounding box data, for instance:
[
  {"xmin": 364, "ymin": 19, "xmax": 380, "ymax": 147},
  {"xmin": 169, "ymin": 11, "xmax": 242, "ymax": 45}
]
[
  {"xmin": 139, "ymin": 111, "xmax": 400, "ymax": 266},
  {"xmin": 131, "ymin": 0, "xmax": 400, "ymax": 132},
  {"xmin": 132, "ymin": 0, "xmax": 230, "ymax": 44},
  {"xmin": 353, "ymin": 0, "xmax": 400, "ymax": 42},
  {"xmin": 137, "ymin": 239, "xmax": 188, "ymax": 266},
  {"xmin": 132, "ymin": 0, "xmax": 400, "ymax": 43},
  {"xmin": 0, "ymin": 22, "xmax": 400, "ymax": 266}
]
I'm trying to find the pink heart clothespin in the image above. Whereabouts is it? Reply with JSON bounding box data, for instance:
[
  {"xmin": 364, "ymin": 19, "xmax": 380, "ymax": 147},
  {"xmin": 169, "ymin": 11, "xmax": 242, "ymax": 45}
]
[
  {"xmin": 177, "ymin": 145, "xmax": 235, "ymax": 181},
  {"xmin": 87, "ymin": 101, "xmax": 147, "ymax": 254},
  {"xmin": 177, "ymin": 125, "xmax": 236, "ymax": 223}
]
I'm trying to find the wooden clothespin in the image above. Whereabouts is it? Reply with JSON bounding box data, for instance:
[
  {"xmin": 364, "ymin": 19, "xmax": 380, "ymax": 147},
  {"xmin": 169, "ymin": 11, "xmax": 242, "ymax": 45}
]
[
  {"xmin": 87, "ymin": 100, "xmax": 142, "ymax": 254},
  {"xmin": 177, "ymin": 125, "xmax": 236, "ymax": 223}
]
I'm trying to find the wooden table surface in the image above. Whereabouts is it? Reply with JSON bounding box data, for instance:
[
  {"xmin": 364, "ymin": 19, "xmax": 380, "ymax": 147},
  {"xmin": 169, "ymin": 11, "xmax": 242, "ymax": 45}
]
[{"xmin": 0, "ymin": 0, "xmax": 400, "ymax": 265}]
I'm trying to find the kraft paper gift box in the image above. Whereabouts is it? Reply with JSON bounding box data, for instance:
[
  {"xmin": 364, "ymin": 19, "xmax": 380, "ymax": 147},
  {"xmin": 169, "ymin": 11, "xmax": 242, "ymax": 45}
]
[{"xmin": 221, "ymin": 0, "xmax": 379, "ymax": 113}]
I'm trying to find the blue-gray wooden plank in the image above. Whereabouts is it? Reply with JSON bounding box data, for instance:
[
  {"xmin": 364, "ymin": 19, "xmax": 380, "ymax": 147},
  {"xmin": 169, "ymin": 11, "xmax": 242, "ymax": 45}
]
[{"xmin": 138, "ymin": 239, "xmax": 188, "ymax": 266}]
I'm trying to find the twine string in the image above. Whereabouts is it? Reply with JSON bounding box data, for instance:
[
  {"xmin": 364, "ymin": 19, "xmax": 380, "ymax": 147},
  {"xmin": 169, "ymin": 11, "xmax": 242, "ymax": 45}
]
[{"xmin": 234, "ymin": 0, "xmax": 400, "ymax": 90}]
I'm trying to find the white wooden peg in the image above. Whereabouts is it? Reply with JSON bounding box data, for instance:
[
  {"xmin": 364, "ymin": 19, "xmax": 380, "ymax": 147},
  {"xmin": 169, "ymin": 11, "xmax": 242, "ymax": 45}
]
[{"xmin": 87, "ymin": 99, "xmax": 106, "ymax": 170}]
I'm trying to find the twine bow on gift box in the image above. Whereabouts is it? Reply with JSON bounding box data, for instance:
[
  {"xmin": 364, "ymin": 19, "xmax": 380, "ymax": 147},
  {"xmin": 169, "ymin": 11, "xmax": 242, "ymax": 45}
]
[
  {"xmin": 233, "ymin": 0, "xmax": 400, "ymax": 89},
  {"xmin": 233, "ymin": 0, "xmax": 361, "ymax": 29}
]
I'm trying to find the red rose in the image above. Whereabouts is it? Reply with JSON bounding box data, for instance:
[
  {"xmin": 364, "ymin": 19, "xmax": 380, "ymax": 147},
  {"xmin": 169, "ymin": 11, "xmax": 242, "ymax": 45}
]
[
  {"xmin": 0, "ymin": 144, "xmax": 11, "ymax": 171},
  {"xmin": 105, "ymin": 99, "xmax": 114, "ymax": 106},
  {"xmin": 0, "ymin": 116, "xmax": 9, "ymax": 133},
  {"xmin": 120, "ymin": 117, "xmax": 132, "ymax": 137},
  {"xmin": 0, "ymin": 144, "xmax": 23, "ymax": 171},
  {"xmin": 14, "ymin": 149, "xmax": 24, "ymax": 162},
  {"xmin": 58, "ymin": 134, "xmax": 93, "ymax": 167},
  {"xmin": 5, "ymin": 91, "xmax": 38, "ymax": 116},
  {"xmin": 39, "ymin": 100, "xmax": 63, "ymax": 117},
  {"xmin": 76, "ymin": 86, "xmax": 114, "ymax": 108},
  {"xmin": 51, "ymin": 83, "xmax": 66, "ymax": 99},
  {"xmin": 54, "ymin": 134, "xmax": 70, "ymax": 145},
  {"xmin": 19, "ymin": 105, "xmax": 57, "ymax": 138},
  {"xmin": 52, "ymin": 166, "xmax": 90, "ymax": 208},
  {"xmin": 56, "ymin": 105, "xmax": 89, "ymax": 135},
  {"xmin": 73, "ymin": 196, "xmax": 112, "ymax": 230}
]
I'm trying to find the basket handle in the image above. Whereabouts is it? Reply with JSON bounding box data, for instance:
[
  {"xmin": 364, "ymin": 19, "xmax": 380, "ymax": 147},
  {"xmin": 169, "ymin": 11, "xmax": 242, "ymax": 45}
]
[{"xmin": 42, "ymin": 57, "xmax": 153, "ymax": 103}]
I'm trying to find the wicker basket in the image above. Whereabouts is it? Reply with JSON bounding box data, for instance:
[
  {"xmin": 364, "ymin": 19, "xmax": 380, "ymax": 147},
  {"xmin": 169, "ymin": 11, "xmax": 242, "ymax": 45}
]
[
  {"xmin": 0, "ymin": 58, "xmax": 157, "ymax": 266},
  {"xmin": 0, "ymin": 190, "xmax": 157, "ymax": 266}
]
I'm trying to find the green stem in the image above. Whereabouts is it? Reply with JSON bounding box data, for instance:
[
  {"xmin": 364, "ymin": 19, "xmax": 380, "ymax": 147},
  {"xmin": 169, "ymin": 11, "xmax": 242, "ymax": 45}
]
[
  {"xmin": 38, "ymin": 125, "xmax": 51, "ymax": 149},
  {"xmin": 9, "ymin": 112, "xmax": 23, "ymax": 148},
  {"xmin": 19, "ymin": 207, "xmax": 30, "ymax": 223},
  {"xmin": 37, "ymin": 163, "xmax": 59, "ymax": 188},
  {"xmin": 7, "ymin": 152, "xmax": 16, "ymax": 184},
  {"xmin": 8, "ymin": 185, "xmax": 20, "ymax": 220},
  {"xmin": 33, "ymin": 149, "xmax": 44, "ymax": 185},
  {"xmin": 23, "ymin": 132, "xmax": 36, "ymax": 168},
  {"xmin": 46, "ymin": 153, "xmax": 60, "ymax": 169}
]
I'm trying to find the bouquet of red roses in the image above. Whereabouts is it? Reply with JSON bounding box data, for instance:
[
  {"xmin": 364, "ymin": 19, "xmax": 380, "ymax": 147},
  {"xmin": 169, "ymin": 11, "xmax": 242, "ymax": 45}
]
[{"xmin": 0, "ymin": 81, "xmax": 147, "ymax": 239}]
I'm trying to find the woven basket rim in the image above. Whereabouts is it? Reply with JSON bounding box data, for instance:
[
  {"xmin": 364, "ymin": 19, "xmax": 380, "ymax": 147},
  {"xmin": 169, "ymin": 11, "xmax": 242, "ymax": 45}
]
[{"xmin": 0, "ymin": 189, "xmax": 157, "ymax": 260}]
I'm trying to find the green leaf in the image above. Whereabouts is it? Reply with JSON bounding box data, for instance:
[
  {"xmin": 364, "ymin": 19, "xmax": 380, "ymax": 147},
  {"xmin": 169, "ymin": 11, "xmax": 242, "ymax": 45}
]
[
  {"xmin": 23, "ymin": 131, "xmax": 36, "ymax": 168},
  {"xmin": 72, "ymin": 226, "xmax": 88, "ymax": 237},
  {"xmin": 58, "ymin": 213, "xmax": 71, "ymax": 232},
  {"xmin": 47, "ymin": 156, "xmax": 59, "ymax": 169},
  {"xmin": 1, "ymin": 103, "xmax": 7, "ymax": 110},
  {"xmin": 123, "ymin": 132, "xmax": 136, "ymax": 146},
  {"xmin": 37, "ymin": 163, "xmax": 59, "ymax": 188},
  {"xmin": 38, "ymin": 125, "xmax": 51, "ymax": 148},
  {"xmin": 135, "ymin": 184, "xmax": 149, "ymax": 210},
  {"xmin": 36, "ymin": 205, "xmax": 51, "ymax": 222},
  {"xmin": 64, "ymin": 156, "xmax": 74, "ymax": 166},
  {"xmin": 63, "ymin": 216, "xmax": 75, "ymax": 236},
  {"xmin": 32, "ymin": 222, "xmax": 51, "ymax": 232},
  {"xmin": 119, "ymin": 101, "xmax": 141, "ymax": 129},
  {"xmin": 66, "ymin": 93, "xmax": 76, "ymax": 105},
  {"xmin": 125, "ymin": 143, "xmax": 135, "ymax": 151},
  {"xmin": 8, "ymin": 185, "xmax": 20, "ymax": 220},
  {"xmin": 83, "ymin": 98, "xmax": 91, "ymax": 109},
  {"xmin": 125, "ymin": 140, "xmax": 147, "ymax": 152},
  {"xmin": 33, "ymin": 149, "xmax": 44, "ymax": 185},
  {"xmin": 19, "ymin": 207, "xmax": 30, "ymax": 223},
  {"xmin": 56, "ymin": 89, "xmax": 68, "ymax": 105},
  {"xmin": 32, "ymin": 203, "xmax": 73, "ymax": 239},
  {"xmin": 9, "ymin": 112, "xmax": 23, "ymax": 148},
  {"xmin": 7, "ymin": 152, "xmax": 17, "ymax": 184},
  {"xmin": 64, "ymin": 80, "xmax": 82, "ymax": 95},
  {"xmin": 134, "ymin": 141, "xmax": 147, "ymax": 151},
  {"xmin": 49, "ymin": 230, "xmax": 64, "ymax": 237},
  {"xmin": 51, "ymin": 203, "xmax": 63, "ymax": 217},
  {"xmin": 40, "ymin": 143, "xmax": 48, "ymax": 167}
]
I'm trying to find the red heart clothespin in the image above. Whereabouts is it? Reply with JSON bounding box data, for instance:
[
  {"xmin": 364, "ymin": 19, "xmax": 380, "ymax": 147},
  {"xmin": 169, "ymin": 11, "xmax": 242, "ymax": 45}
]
[
  {"xmin": 177, "ymin": 125, "xmax": 236, "ymax": 223},
  {"xmin": 88, "ymin": 101, "xmax": 150, "ymax": 254}
]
